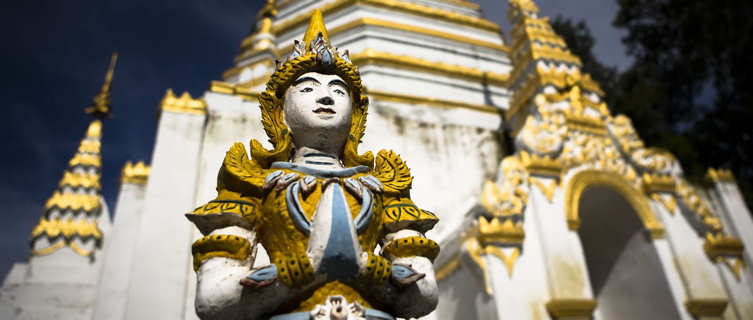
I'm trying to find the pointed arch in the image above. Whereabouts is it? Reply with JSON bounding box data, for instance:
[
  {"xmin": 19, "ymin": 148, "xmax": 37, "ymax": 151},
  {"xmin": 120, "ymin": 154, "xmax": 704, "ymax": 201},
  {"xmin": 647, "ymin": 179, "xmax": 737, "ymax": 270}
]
[{"xmin": 565, "ymin": 169, "xmax": 665, "ymax": 239}]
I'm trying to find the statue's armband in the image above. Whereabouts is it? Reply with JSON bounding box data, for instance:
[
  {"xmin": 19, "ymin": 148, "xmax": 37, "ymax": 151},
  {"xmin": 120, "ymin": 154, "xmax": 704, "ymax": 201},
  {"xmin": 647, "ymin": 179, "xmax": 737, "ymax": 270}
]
[
  {"xmin": 381, "ymin": 229, "xmax": 440, "ymax": 262},
  {"xmin": 192, "ymin": 232, "xmax": 252, "ymax": 271}
]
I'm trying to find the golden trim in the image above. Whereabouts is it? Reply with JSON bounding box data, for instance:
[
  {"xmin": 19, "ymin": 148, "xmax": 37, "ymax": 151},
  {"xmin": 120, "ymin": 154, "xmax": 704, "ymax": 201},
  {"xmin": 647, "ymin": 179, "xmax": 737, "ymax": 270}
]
[
  {"xmin": 277, "ymin": 0, "xmax": 481, "ymax": 10},
  {"xmin": 519, "ymin": 151, "xmax": 563, "ymax": 177},
  {"xmin": 160, "ymin": 89, "xmax": 206, "ymax": 115},
  {"xmin": 704, "ymin": 233, "xmax": 744, "ymax": 259},
  {"xmin": 529, "ymin": 44, "xmax": 582, "ymax": 66},
  {"xmin": 545, "ymin": 298, "xmax": 597, "ymax": 318},
  {"xmin": 676, "ymin": 179, "xmax": 723, "ymax": 232},
  {"xmin": 30, "ymin": 241, "xmax": 66, "ymax": 256},
  {"xmin": 484, "ymin": 246, "xmax": 520, "ymax": 277},
  {"xmin": 77, "ymin": 140, "xmax": 101, "ymax": 154},
  {"xmin": 209, "ymin": 81, "xmax": 261, "ymax": 101},
  {"xmin": 464, "ymin": 239, "xmax": 492, "ymax": 294},
  {"xmin": 350, "ymin": 49, "xmax": 509, "ymax": 86},
  {"xmin": 478, "ymin": 216, "xmax": 525, "ymax": 245},
  {"xmin": 651, "ymin": 193, "xmax": 677, "ymax": 215},
  {"xmin": 272, "ymin": 17, "xmax": 509, "ymax": 57},
  {"xmin": 434, "ymin": 256, "xmax": 460, "ymax": 281},
  {"xmin": 210, "ymin": 80, "xmax": 235, "ymax": 95},
  {"xmin": 58, "ymin": 171, "xmax": 101, "ymax": 190},
  {"xmin": 121, "ymin": 161, "xmax": 150, "ymax": 185},
  {"xmin": 45, "ymin": 192, "xmax": 100, "ymax": 212},
  {"xmin": 642, "ymin": 173, "xmax": 676, "ymax": 193},
  {"xmin": 223, "ymin": 59, "xmax": 273, "ymax": 80},
  {"xmin": 707, "ymin": 168, "xmax": 735, "ymax": 183},
  {"xmin": 366, "ymin": 89, "xmax": 501, "ymax": 114},
  {"xmin": 685, "ymin": 299, "xmax": 728, "ymax": 317},
  {"xmin": 271, "ymin": 0, "xmax": 500, "ymax": 38},
  {"xmin": 565, "ymin": 115, "xmax": 608, "ymax": 136},
  {"xmin": 565, "ymin": 170, "xmax": 665, "ymax": 238},
  {"xmin": 717, "ymin": 256, "xmax": 746, "ymax": 280},
  {"xmin": 31, "ymin": 217, "xmax": 103, "ymax": 240},
  {"xmin": 530, "ymin": 177, "xmax": 556, "ymax": 202},
  {"xmin": 69, "ymin": 153, "xmax": 101, "ymax": 168},
  {"xmin": 31, "ymin": 240, "xmax": 94, "ymax": 258},
  {"xmin": 69, "ymin": 242, "xmax": 94, "ymax": 257}
]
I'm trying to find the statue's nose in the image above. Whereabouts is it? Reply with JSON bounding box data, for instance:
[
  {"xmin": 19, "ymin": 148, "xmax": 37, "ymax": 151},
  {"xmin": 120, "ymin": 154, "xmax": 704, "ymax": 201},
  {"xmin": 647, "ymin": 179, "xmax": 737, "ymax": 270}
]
[{"xmin": 317, "ymin": 96, "xmax": 334, "ymax": 105}]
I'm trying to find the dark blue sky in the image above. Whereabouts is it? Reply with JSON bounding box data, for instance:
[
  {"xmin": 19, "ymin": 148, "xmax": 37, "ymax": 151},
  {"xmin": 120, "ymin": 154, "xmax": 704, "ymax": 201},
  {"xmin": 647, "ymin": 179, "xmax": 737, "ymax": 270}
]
[{"xmin": 0, "ymin": 1, "xmax": 627, "ymax": 278}]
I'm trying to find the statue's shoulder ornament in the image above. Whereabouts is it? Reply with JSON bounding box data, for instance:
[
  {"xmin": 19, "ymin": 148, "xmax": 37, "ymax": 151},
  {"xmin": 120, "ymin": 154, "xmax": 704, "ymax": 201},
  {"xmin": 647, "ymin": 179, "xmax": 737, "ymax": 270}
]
[
  {"xmin": 187, "ymin": 143, "xmax": 267, "ymax": 235},
  {"xmin": 372, "ymin": 150, "xmax": 438, "ymax": 233},
  {"xmin": 372, "ymin": 150, "xmax": 413, "ymax": 196}
]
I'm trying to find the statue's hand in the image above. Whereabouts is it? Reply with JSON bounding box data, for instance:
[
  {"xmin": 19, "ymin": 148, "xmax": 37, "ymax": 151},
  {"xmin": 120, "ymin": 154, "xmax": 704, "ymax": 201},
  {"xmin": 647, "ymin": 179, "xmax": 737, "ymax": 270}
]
[
  {"xmin": 390, "ymin": 264, "xmax": 425, "ymax": 287},
  {"xmin": 359, "ymin": 253, "xmax": 425, "ymax": 287},
  {"xmin": 262, "ymin": 171, "xmax": 300, "ymax": 192},
  {"xmin": 240, "ymin": 264, "xmax": 278, "ymax": 288}
]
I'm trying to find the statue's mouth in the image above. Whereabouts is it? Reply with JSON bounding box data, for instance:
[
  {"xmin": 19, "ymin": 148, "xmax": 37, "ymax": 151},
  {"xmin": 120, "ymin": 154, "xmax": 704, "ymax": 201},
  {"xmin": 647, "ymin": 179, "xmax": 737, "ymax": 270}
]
[{"xmin": 313, "ymin": 107, "xmax": 336, "ymax": 115}]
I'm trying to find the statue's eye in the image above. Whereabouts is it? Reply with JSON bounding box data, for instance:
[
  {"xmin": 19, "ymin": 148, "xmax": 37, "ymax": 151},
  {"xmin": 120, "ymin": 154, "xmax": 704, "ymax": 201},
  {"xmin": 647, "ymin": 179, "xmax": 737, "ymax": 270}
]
[
  {"xmin": 334, "ymin": 89, "xmax": 345, "ymax": 95},
  {"xmin": 300, "ymin": 87, "xmax": 313, "ymax": 93}
]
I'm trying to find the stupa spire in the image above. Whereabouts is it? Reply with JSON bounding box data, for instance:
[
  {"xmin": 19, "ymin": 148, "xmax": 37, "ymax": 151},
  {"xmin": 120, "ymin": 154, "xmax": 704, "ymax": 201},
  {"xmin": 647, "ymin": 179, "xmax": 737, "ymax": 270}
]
[
  {"xmin": 30, "ymin": 54, "xmax": 116, "ymax": 259},
  {"xmin": 84, "ymin": 52, "xmax": 118, "ymax": 119}
]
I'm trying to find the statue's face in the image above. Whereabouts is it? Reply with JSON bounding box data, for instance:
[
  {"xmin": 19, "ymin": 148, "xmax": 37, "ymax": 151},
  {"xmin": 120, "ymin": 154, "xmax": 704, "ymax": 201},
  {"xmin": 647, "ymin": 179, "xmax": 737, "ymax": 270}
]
[{"xmin": 284, "ymin": 72, "xmax": 352, "ymax": 152}]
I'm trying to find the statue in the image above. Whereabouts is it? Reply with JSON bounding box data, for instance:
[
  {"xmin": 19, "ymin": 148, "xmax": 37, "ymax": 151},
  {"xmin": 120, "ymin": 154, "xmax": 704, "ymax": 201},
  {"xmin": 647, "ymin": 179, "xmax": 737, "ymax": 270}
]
[{"xmin": 186, "ymin": 10, "xmax": 440, "ymax": 320}]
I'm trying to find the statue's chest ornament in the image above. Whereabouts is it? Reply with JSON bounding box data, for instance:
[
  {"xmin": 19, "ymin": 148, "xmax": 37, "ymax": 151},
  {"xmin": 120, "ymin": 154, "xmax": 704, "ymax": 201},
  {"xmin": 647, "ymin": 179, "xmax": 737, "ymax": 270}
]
[{"xmin": 269, "ymin": 162, "xmax": 385, "ymax": 280}]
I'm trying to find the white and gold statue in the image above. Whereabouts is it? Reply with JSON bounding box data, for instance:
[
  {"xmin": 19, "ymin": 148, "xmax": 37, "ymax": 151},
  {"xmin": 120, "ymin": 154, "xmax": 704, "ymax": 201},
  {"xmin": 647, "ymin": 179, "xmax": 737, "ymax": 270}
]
[{"xmin": 186, "ymin": 10, "xmax": 440, "ymax": 320}]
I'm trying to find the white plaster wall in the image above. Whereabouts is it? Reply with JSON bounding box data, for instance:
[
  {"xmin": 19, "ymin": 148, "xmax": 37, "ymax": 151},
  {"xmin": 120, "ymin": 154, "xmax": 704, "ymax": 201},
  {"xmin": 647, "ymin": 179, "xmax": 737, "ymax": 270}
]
[
  {"xmin": 358, "ymin": 65, "xmax": 510, "ymax": 109},
  {"xmin": 92, "ymin": 182, "xmax": 148, "ymax": 320},
  {"xmin": 711, "ymin": 181, "xmax": 753, "ymax": 279},
  {"xmin": 182, "ymin": 92, "xmax": 267, "ymax": 320},
  {"xmin": 659, "ymin": 200, "xmax": 729, "ymax": 299},
  {"xmin": 651, "ymin": 237, "xmax": 695, "ymax": 320},
  {"xmin": 716, "ymin": 263, "xmax": 753, "ymax": 320},
  {"xmin": 333, "ymin": 28, "xmax": 510, "ymax": 74},
  {"xmin": 435, "ymin": 266, "xmax": 497, "ymax": 320},
  {"xmin": 486, "ymin": 195, "xmax": 551, "ymax": 320},
  {"xmin": 276, "ymin": 1, "xmax": 491, "ymax": 43},
  {"xmin": 527, "ymin": 181, "xmax": 595, "ymax": 300},
  {"xmin": 123, "ymin": 110, "xmax": 205, "ymax": 320},
  {"xmin": 361, "ymin": 99, "xmax": 502, "ymax": 240}
]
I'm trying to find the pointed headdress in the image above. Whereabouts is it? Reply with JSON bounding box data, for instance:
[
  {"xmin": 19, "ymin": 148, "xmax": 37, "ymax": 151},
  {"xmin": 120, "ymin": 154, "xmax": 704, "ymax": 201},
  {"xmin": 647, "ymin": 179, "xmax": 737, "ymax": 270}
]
[{"xmin": 252, "ymin": 10, "xmax": 372, "ymax": 168}]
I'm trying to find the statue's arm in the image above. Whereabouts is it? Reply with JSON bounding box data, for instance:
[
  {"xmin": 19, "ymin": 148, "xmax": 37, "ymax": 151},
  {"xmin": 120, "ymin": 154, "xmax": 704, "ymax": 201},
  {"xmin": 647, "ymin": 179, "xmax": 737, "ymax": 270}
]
[
  {"xmin": 192, "ymin": 226, "xmax": 297, "ymax": 320},
  {"xmin": 192, "ymin": 226, "xmax": 256, "ymax": 320},
  {"xmin": 366, "ymin": 149, "xmax": 441, "ymax": 318},
  {"xmin": 378, "ymin": 229, "xmax": 440, "ymax": 318}
]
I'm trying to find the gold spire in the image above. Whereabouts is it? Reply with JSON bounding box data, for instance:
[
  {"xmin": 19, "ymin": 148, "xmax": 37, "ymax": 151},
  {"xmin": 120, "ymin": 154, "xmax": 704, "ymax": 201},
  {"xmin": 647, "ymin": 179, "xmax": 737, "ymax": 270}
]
[
  {"xmin": 258, "ymin": 0, "xmax": 278, "ymax": 18},
  {"xmin": 302, "ymin": 9, "xmax": 330, "ymax": 51},
  {"xmin": 85, "ymin": 52, "xmax": 118, "ymax": 119},
  {"xmin": 509, "ymin": 0, "xmax": 539, "ymax": 15},
  {"xmin": 31, "ymin": 119, "xmax": 105, "ymax": 258}
]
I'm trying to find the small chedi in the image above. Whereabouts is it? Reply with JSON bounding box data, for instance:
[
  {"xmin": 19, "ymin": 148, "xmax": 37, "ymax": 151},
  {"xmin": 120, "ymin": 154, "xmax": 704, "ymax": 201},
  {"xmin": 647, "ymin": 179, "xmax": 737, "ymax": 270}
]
[{"xmin": 186, "ymin": 10, "xmax": 439, "ymax": 320}]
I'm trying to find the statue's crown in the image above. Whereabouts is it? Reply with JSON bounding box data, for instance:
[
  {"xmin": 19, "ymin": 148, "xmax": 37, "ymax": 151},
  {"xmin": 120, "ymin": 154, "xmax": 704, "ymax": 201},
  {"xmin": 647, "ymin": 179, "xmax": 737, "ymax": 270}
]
[{"xmin": 279, "ymin": 9, "xmax": 352, "ymax": 69}]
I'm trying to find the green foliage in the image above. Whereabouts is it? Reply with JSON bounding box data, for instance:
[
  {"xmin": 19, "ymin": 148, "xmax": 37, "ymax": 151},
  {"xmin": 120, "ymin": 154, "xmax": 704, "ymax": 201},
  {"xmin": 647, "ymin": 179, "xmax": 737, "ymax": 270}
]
[{"xmin": 551, "ymin": 1, "xmax": 753, "ymax": 210}]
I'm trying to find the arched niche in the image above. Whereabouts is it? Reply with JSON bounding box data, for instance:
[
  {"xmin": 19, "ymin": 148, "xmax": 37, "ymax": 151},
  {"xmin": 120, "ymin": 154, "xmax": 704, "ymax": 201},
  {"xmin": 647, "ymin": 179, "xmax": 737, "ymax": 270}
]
[
  {"xmin": 573, "ymin": 180, "xmax": 681, "ymax": 319},
  {"xmin": 565, "ymin": 170, "xmax": 665, "ymax": 238}
]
